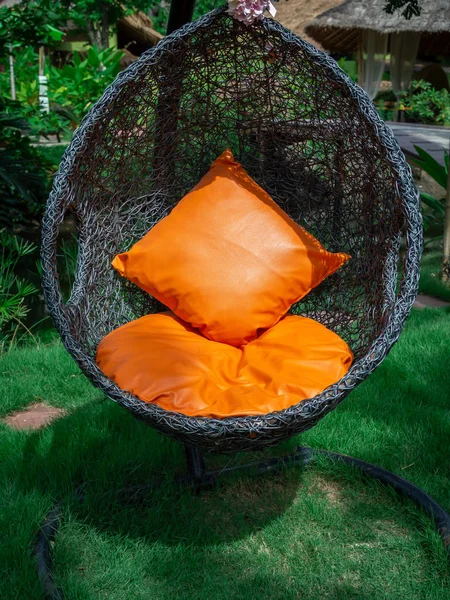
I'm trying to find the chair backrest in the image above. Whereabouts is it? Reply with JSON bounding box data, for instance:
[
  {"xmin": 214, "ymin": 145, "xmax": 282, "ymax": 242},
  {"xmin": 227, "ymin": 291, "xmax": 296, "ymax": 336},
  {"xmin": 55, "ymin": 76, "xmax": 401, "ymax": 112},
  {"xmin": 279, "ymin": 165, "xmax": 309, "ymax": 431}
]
[{"xmin": 42, "ymin": 8, "xmax": 421, "ymax": 364}]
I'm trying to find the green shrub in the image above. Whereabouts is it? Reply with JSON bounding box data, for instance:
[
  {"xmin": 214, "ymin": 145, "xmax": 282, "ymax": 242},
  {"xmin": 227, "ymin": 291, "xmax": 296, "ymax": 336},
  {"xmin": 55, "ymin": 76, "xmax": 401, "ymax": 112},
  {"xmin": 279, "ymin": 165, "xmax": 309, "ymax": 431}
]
[
  {"xmin": 0, "ymin": 229, "xmax": 38, "ymax": 351},
  {"xmin": 337, "ymin": 58, "xmax": 358, "ymax": 83},
  {"xmin": 373, "ymin": 88, "xmax": 397, "ymax": 122},
  {"xmin": 0, "ymin": 45, "xmax": 123, "ymax": 135},
  {"xmin": 0, "ymin": 47, "xmax": 70, "ymax": 139},
  {"xmin": 48, "ymin": 46, "xmax": 123, "ymax": 127},
  {"xmin": 374, "ymin": 80, "xmax": 450, "ymax": 126},
  {"xmin": 0, "ymin": 98, "xmax": 54, "ymax": 230},
  {"xmin": 401, "ymin": 80, "xmax": 450, "ymax": 126}
]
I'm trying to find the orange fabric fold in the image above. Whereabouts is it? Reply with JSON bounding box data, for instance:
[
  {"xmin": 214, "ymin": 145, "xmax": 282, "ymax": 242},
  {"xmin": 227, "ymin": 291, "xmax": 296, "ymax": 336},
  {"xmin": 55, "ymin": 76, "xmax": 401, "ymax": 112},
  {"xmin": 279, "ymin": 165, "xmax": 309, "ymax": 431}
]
[
  {"xmin": 96, "ymin": 312, "xmax": 353, "ymax": 418},
  {"xmin": 112, "ymin": 149, "xmax": 350, "ymax": 347}
]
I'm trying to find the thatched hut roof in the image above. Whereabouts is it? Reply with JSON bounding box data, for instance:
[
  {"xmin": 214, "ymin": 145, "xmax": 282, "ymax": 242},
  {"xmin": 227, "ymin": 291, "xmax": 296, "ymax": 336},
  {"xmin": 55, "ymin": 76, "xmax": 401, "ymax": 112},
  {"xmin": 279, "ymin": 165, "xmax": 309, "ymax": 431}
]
[
  {"xmin": 305, "ymin": 0, "xmax": 450, "ymax": 56},
  {"xmin": 275, "ymin": 0, "xmax": 341, "ymax": 49},
  {"xmin": 117, "ymin": 12, "xmax": 163, "ymax": 55}
]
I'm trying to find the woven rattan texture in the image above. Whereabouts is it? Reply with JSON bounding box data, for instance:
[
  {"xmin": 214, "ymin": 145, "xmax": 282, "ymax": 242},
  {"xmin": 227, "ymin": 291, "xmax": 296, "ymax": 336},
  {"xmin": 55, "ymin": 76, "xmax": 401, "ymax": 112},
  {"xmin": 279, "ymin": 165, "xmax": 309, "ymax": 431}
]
[{"xmin": 41, "ymin": 8, "xmax": 422, "ymax": 454}]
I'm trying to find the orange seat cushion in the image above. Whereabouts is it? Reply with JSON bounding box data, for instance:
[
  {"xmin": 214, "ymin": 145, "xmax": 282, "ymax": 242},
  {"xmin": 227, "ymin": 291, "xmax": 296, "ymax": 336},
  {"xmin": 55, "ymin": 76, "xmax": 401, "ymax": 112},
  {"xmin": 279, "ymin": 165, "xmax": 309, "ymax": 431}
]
[
  {"xmin": 112, "ymin": 149, "xmax": 350, "ymax": 347},
  {"xmin": 96, "ymin": 312, "xmax": 353, "ymax": 418}
]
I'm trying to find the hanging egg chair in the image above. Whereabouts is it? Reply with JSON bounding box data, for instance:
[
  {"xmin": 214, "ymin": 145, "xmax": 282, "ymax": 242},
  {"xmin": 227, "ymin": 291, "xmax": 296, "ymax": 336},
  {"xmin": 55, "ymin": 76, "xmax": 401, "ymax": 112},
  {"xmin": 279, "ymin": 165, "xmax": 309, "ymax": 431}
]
[{"xmin": 41, "ymin": 6, "xmax": 422, "ymax": 456}]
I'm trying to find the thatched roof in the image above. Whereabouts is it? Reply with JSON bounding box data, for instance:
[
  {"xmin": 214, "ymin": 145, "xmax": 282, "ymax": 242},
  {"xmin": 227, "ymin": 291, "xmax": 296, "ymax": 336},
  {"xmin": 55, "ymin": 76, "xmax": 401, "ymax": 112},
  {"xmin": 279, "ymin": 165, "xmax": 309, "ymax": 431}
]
[
  {"xmin": 305, "ymin": 0, "xmax": 450, "ymax": 56},
  {"xmin": 274, "ymin": 0, "xmax": 342, "ymax": 49},
  {"xmin": 117, "ymin": 12, "xmax": 163, "ymax": 54}
]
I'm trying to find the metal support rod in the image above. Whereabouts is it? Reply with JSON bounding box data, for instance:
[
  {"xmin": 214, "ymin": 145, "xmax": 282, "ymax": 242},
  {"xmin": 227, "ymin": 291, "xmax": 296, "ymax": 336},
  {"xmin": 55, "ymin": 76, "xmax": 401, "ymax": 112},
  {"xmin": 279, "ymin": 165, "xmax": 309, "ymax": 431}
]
[
  {"xmin": 442, "ymin": 140, "xmax": 450, "ymax": 281},
  {"xmin": 166, "ymin": 0, "xmax": 197, "ymax": 34},
  {"xmin": 184, "ymin": 444, "xmax": 206, "ymax": 481}
]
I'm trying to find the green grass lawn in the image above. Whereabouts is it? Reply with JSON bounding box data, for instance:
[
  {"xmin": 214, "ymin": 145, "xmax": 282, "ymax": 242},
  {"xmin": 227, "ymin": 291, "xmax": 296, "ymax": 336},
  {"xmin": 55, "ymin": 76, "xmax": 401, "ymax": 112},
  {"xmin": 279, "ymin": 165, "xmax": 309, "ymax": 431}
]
[
  {"xmin": 1, "ymin": 308, "xmax": 450, "ymax": 599},
  {"xmin": 419, "ymin": 250, "xmax": 450, "ymax": 302}
]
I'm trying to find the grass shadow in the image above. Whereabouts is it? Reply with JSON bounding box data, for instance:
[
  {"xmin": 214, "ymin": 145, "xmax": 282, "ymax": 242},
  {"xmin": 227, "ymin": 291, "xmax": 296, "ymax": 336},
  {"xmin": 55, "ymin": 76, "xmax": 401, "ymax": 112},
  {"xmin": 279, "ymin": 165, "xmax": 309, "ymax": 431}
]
[
  {"xmin": 4, "ymin": 309, "xmax": 450, "ymax": 598},
  {"xmin": 19, "ymin": 399, "xmax": 302, "ymax": 548}
]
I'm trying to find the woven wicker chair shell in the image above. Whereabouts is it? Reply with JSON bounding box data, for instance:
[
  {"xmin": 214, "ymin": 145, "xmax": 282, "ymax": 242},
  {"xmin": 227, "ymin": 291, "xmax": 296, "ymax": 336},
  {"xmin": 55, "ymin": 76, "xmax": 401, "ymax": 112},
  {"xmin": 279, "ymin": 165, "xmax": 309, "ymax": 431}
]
[{"xmin": 41, "ymin": 8, "xmax": 422, "ymax": 454}]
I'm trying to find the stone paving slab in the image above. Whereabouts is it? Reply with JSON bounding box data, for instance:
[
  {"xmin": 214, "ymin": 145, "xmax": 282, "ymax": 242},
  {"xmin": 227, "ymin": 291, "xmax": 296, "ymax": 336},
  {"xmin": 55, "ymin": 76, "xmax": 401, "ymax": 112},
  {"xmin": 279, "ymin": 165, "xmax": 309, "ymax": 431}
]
[
  {"xmin": 3, "ymin": 403, "xmax": 65, "ymax": 430},
  {"xmin": 388, "ymin": 123, "xmax": 450, "ymax": 166},
  {"xmin": 413, "ymin": 294, "xmax": 450, "ymax": 309}
]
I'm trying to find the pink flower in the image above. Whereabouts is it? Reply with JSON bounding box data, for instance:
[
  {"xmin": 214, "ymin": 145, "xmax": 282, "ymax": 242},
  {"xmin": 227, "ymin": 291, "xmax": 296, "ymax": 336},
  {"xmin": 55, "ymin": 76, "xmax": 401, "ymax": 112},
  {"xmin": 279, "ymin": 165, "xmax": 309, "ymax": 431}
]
[{"xmin": 228, "ymin": 0, "xmax": 270, "ymax": 25}]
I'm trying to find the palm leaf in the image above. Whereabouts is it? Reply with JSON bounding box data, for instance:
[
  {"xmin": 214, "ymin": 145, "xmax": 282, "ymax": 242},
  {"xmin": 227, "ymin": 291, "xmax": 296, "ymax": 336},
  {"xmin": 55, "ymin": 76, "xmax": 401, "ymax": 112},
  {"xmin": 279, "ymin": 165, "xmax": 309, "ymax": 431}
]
[
  {"xmin": 411, "ymin": 145, "xmax": 447, "ymax": 189},
  {"xmin": 423, "ymin": 235, "xmax": 444, "ymax": 247},
  {"xmin": 0, "ymin": 151, "xmax": 43, "ymax": 202},
  {"xmin": 420, "ymin": 192, "xmax": 446, "ymax": 216}
]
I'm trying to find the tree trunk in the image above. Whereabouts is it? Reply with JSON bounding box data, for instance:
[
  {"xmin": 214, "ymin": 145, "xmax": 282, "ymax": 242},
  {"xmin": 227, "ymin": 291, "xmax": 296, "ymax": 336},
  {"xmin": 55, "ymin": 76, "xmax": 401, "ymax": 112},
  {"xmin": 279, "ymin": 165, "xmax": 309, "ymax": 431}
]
[
  {"xmin": 87, "ymin": 3, "xmax": 109, "ymax": 51},
  {"xmin": 87, "ymin": 19, "xmax": 102, "ymax": 49},
  {"xmin": 101, "ymin": 3, "xmax": 110, "ymax": 50}
]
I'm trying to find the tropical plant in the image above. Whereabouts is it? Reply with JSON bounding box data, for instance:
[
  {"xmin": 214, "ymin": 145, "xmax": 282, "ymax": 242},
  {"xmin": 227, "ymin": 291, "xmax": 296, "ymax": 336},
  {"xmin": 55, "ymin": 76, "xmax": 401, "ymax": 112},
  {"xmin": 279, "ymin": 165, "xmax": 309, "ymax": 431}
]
[
  {"xmin": 0, "ymin": 0, "xmax": 175, "ymax": 52},
  {"xmin": 0, "ymin": 229, "xmax": 38, "ymax": 351},
  {"xmin": 0, "ymin": 47, "xmax": 69, "ymax": 139},
  {"xmin": 60, "ymin": 0, "xmax": 162, "ymax": 49},
  {"xmin": 410, "ymin": 145, "xmax": 450, "ymax": 281},
  {"xmin": 337, "ymin": 58, "xmax": 358, "ymax": 83},
  {"xmin": 0, "ymin": 47, "xmax": 38, "ymax": 103},
  {"xmin": 48, "ymin": 46, "xmax": 123, "ymax": 125},
  {"xmin": 0, "ymin": 2, "xmax": 65, "ymax": 55},
  {"xmin": 0, "ymin": 99, "xmax": 54, "ymax": 230},
  {"xmin": 400, "ymin": 81, "xmax": 450, "ymax": 127},
  {"xmin": 0, "ymin": 44, "xmax": 123, "ymax": 133}
]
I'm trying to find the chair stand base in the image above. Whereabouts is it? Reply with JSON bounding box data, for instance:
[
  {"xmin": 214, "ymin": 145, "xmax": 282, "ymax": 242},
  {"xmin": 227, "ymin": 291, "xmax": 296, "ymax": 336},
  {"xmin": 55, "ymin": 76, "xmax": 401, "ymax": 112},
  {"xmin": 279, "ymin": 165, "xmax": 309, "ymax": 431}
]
[{"xmin": 34, "ymin": 446, "xmax": 450, "ymax": 600}]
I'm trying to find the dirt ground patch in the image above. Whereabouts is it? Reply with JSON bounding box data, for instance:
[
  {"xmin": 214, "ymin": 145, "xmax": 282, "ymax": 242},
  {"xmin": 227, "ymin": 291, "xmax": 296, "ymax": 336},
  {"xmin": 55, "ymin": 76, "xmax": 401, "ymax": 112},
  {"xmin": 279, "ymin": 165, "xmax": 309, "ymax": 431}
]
[
  {"xmin": 308, "ymin": 475, "xmax": 344, "ymax": 505},
  {"xmin": 3, "ymin": 403, "xmax": 65, "ymax": 430}
]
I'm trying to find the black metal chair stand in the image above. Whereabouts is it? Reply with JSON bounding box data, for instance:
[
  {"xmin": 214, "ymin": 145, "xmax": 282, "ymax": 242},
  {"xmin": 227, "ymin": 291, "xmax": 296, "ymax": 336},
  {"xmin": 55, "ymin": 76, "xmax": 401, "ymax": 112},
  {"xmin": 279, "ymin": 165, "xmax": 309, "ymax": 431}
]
[{"xmin": 34, "ymin": 443, "xmax": 450, "ymax": 600}]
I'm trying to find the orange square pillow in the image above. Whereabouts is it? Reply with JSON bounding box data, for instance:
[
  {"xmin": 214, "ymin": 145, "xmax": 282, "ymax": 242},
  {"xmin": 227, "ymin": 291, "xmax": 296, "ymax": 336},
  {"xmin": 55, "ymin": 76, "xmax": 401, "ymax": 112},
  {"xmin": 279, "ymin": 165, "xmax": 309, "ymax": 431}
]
[{"xmin": 112, "ymin": 149, "xmax": 350, "ymax": 346}]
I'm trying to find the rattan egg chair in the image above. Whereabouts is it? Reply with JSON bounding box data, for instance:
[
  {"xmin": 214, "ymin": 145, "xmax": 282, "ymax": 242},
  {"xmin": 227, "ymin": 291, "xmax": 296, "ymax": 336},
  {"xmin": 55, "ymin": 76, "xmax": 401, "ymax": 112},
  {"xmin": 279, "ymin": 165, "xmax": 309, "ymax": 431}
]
[
  {"xmin": 36, "ymin": 14, "xmax": 450, "ymax": 594},
  {"xmin": 41, "ymin": 7, "xmax": 422, "ymax": 460}
]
